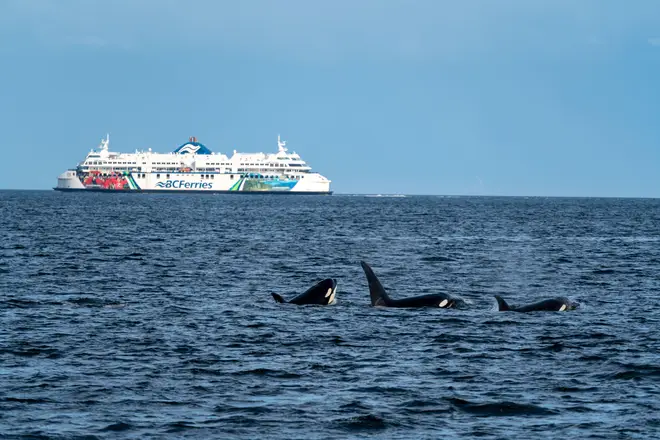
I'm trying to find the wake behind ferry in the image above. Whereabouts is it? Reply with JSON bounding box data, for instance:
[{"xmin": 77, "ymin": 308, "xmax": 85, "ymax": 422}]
[{"xmin": 55, "ymin": 135, "xmax": 332, "ymax": 194}]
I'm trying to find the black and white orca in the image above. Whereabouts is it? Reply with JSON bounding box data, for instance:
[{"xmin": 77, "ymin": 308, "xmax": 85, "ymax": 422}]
[
  {"xmin": 361, "ymin": 261, "xmax": 462, "ymax": 308},
  {"xmin": 494, "ymin": 295, "xmax": 578, "ymax": 312},
  {"xmin": 271, "ymin": 278, "xmax": 338, "ymax": 305}
]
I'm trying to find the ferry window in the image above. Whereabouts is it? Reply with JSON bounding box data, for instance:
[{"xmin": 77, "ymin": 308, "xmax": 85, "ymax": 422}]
[
  {"xmin": 166, "ymin": 174, "xmax": 170, "ymax": 179},
  {"xmin": 157, "ymin": 174, "xmax": 160, "ymax": 178},
  {"xmin": 230, "ymin": 175, "xmax": 234, "ymax": 180},
  {"xmin": 211, "ymin": 175, "xmax": 214, "ymax": 179}
]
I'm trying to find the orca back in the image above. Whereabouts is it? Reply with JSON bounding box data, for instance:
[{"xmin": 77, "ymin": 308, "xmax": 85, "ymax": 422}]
[
  {"xmin": 496, "ymin": 295, "xmax": 576, "ymax": 312},
  {"xmin": 389, "ymin": 294, "xmax": 454, "ymax": 308},
  {"xmin": 288, "ymin": 278, "xmax": 337, "ymax": 305},
  {"xmin": 361, "ymin": 261, "xmax": 460, "ymax": 308},
  {"xmin": 515, "ymin": 297, "xmax": 572, "ymax": 312}
]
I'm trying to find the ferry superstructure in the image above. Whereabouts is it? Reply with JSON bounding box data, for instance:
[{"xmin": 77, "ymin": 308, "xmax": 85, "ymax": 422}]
[{"xmin": 55, "ymin": 135, "xmax": 332, "ymax": 194}]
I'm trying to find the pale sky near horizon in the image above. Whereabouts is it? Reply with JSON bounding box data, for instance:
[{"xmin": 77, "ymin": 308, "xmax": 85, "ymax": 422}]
[{"xmin": 1, "ymin": 0, "xmax": 659, "ymax": 196}]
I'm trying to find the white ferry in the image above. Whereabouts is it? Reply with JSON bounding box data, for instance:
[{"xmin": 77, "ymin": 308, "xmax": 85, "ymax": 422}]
[{"xmin": 54, "ymin": 135, "xmax": 332, "ymax": 194}]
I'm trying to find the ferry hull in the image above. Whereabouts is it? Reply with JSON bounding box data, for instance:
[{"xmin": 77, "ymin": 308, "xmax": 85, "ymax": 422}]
[
  {"xmin": 53, "ymin": 187, "xmax": 333, "ymax": 195},
  {"xmin": 55, "ymin": 170, "xmax": 332, "ymax": 194}
]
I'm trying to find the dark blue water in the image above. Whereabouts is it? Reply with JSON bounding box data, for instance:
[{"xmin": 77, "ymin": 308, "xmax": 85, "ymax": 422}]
[{"xmin": 2, "ymin": 191, "xmax": 659, "ymax": 439}]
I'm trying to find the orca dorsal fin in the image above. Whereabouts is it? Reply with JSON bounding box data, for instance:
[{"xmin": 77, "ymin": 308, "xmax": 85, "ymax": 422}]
[
  {"xmin": 360, "ymin": 261, "xmax": 392, "ymax": 306},
  {"xmin": 494, "ymin": 295, "xmax": 510, "ymax": 311},
  {"xmin": 271, "ymin": 293, "xmax": 287, "ymax": 303}
]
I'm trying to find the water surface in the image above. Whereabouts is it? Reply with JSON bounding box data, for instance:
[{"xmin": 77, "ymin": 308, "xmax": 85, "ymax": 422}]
[{"xmin": 1, "ymin": 192, "xmax": 659, "ymax": 438}]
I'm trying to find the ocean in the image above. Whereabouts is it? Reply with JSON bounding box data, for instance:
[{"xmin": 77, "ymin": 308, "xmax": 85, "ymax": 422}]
[{"xmin": 1, "ymin": 191, "xmax": 659, "ymax": 439}]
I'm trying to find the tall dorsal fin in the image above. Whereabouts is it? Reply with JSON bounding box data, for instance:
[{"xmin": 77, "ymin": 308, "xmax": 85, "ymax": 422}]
[
  {"xmin": 360, "ymin": 261, "xmax": 392, "ymax": 306},
  {"xmin": 494, "ymin": 295, "xmax": 510, "ymax": 311}
]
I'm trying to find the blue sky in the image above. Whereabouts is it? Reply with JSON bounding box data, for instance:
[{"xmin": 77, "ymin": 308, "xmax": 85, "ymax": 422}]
[{"xmin": 1, "ymin": 0, "xmax": 659, "ymax": 196}]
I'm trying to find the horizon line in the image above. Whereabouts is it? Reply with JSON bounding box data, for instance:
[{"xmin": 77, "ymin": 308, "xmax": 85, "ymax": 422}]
[{"xmin": 0, "ymin": 188, "xmax": 658, "ymax": 200}]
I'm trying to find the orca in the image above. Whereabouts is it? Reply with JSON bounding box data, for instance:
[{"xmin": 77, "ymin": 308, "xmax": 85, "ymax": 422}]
[
  {"xmin": 360, "ymin": 261, "xmax": 462, "ymax": 308},
  {"xmin": 271, "ymin": 278, "xmax": 338, "ymax": 305},
  {"xmin": 494, "ymin": 295, "xmax": 578, "ymax": 312}
]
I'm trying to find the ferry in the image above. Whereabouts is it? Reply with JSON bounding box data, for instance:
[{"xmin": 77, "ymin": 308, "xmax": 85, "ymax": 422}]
[{"xmin": 54, "ymin": 135, "xmax": 332, "ymax": 194}]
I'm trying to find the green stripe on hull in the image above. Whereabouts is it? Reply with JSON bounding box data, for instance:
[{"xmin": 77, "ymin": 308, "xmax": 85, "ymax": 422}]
[
  {"xmin": 229, "ymin": 178, "xmax": 244, "ymax": 191},
  {"xmin": 126, "ymin": 173, "xmax": 141, "ymax": 190}
]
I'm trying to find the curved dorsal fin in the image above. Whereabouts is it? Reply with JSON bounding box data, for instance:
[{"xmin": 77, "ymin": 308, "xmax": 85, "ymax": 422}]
[
  {"xmin": 494, "ymin": 295, "xmax": 510, "ymax": 311},
  {"xmin": 271, "ymin": 293, "xmax": 287, "ymax": 303},
  {"xmin": 360, "ymin": 261, "xmax": 392, "ymax": 306}
]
